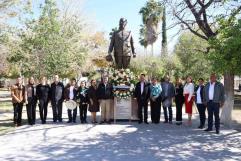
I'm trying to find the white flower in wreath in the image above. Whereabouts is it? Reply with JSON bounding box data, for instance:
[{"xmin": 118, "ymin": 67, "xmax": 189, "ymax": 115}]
[{"xmin": 118, "ymin": 73, "xmax": 123, "ymax": 78}]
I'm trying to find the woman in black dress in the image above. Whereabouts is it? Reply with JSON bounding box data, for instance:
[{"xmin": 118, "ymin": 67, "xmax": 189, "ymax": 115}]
[
  {"xmin": 87, "ymin": 79, "xmax": 99, "ymax": 124},
  {"xmin": 36, "ymin": 77, "xmax": 51, "ymax": 124},
  {"xmin": 175, "ymin": 78, "xmax": 185, "ymax": 125}
]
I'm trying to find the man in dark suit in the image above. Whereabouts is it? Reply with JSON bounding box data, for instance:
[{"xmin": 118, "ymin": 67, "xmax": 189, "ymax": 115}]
[
  {"xmin": 195, "ymin": 78, "xmax": 206, "ymax": 129},
  {"xmin": 134, "ymin": 74, "xmax": 151, "ymax": 124},
  {"xmin": 50, "ymin": 75, "xmax": 65, "ymax": 123},
  {"xmin": 97, "ymin": 76, "xmax": 113, "ymax": 124},
  {"xmin": 203, "ymin": 73, "xmax": 225, "ymax": 134},
  {"xmin": 161, "ymin": 76, "xmax": 175, "ymax": 124}
]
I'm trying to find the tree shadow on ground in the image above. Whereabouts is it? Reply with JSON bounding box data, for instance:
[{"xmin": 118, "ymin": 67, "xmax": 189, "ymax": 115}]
[{"xmin": 1, "ymin": 121, "xmax": 241, "ymax": 161}]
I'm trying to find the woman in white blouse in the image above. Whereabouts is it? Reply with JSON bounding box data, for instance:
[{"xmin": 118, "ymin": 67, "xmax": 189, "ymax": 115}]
[{"xmin": 183, "ymin": 76, "xmax": 194, "ymax": 125}]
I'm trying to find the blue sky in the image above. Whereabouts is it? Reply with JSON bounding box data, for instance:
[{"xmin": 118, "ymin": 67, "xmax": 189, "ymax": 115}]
[
  {"xmin": 82, "ymin": 0, "xmax": 178, "ymax": 55},
  {"xmin": 14, "ymin": 0, "xmax": 178, "ymax": 55}
]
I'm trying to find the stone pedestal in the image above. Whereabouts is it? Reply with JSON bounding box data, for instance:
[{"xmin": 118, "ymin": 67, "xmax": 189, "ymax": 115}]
[
  {"xmin": 114, "ymin": 97, "xmax": 132, "ymax": 122},
  {"xmin": 131, "ymin": 97, "xmax": 139, "ymax": 120},
  {"xmin": 111, "ymin": 97, "xmax": 139, "ymax": 122}
]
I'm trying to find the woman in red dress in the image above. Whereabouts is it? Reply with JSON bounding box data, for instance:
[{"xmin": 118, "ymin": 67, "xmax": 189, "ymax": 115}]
[{"xmin": 183, "ymin": 76, "xmax": 194, "ymax": 125}]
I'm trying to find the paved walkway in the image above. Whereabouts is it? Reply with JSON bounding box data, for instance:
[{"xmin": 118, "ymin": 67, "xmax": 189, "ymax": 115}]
[{"xmin": 0, "ymin": 106, "xmax": 241, "ymax": 161}]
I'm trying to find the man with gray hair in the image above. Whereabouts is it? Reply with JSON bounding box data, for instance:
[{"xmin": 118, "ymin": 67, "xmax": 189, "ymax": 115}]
[
  {"xmin": 97, "ymin": 76, "xmax": 113, "ymax": 124},
  {"xmin": 204, "ymin": 73, "xmax": 225, "ymax": 134},
  {"xmin": 161, "ymin": 76, "xmax": 175, "ymax": 124},
  {"xmin": 50, "ymin": 75, "xmax": 65, "ymax": 123}
]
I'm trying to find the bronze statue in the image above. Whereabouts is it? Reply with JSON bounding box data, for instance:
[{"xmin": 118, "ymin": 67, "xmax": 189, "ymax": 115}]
[{"xmin": 107, "ymin": 18, "xmax": 136, "ymax": 69}]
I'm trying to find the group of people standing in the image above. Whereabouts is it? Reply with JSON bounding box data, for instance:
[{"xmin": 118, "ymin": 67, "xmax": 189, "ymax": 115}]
[
  {"xmin": 134, "ymin": 73, "xmax": 224, "ymax": 134},
  {"xmin": 11, "ymin": 73, "xmax": 224, "ymax": 134},
  {"xmin": 10, "ymin": 75, "xmax": 113, "ymax": 126}
]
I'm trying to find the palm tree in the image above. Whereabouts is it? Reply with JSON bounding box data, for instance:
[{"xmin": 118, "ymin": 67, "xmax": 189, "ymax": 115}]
[
  {"xmin": 139, "ymin": 25, "xmax": 148, "ymax": 55},
  {"xmin": 161, "ymin": 5, "xmax": 168, "ymax": 57},
  {"xmin": 139, "ymin": 0, "xmax": 163, "ymax": 56}
]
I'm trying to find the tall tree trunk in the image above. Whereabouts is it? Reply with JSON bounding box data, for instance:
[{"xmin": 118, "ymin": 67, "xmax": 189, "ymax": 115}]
[
  {"xmin": 144, "ymin": 47, "xmax": 147, "ymax": 57},
  {"xmin": 221, "ymin": 72, "xmax": 234, "ymax": 127},
  {"xmin": 161, "ymin": 6, "xmax": 168, "ymax": 57}
]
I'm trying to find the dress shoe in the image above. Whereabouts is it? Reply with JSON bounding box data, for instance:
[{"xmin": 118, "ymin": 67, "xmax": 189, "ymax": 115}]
[
  {"xmin": 216, "ymin": 130, "xmax": 220, "ymax": 134},
  {"xmin": 144, "ymin": 121, "xmax": 149, "ymax": 124},
  {"xmin": 176, "ymin": 122, "xmax": 182, "ymax": 126},
  {"xmin": 67, "ymin": 121, "xmax": 72, "ymax": 123},
  {"xmin": 138, "ymin": 120, "xmax": 143, "ymax": 124},
  {"xmin": 99, "ymin": 121, "xmax": 105, "ymax": 124},
  {"xmin": 198, "ymin": 125, "xmax": 204, "ymax": 129},
  {"xmin": 204, "ymin": 128, "xmax": 213, "ymax": 132},
  {"xmin": 73, "ymin": 120, "xmax": 76, "ymax": 123}
]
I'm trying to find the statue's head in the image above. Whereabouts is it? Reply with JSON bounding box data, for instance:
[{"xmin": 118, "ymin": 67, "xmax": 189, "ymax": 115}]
[{"xmin": 119, "ymin": 18, "xmax": 127, "ymax": 30}]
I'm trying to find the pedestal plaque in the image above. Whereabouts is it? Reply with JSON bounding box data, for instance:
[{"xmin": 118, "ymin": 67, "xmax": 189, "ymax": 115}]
[
  {"xmin": 114, "ymin": 97, "xmax": 132, "ymax": 122},
  {"xmin": 131, "ymin": 97, "xmax": 139, "ymax": 120}
]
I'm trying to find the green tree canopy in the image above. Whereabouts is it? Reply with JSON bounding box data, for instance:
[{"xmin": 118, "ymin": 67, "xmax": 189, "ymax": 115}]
[
  {"xmin": 6, "ymin": 0, "xmax": 88, "ymax": 78},
  {"xmin": 174, "ymin": 31, "xmax": 213, "ymax": 81},
  {"xmin": 209, "ymin": 18, "xmax": 241, "ymax": 75}
]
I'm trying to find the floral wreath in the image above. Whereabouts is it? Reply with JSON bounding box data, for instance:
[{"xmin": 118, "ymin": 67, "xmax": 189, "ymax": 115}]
[{"xmin": 107, "ymin": 68, "xmax": 136, "ymax": 99}]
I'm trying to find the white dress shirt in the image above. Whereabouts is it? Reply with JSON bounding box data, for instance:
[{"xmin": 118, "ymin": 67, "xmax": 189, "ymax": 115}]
[
  {"xmin": 141, "ymin": 82, "xmax": 144, "ymax": 94},
  {"xmin": 69, "ymin": 86, "xmax": 74, "ymax": 100},
  {"xmin": 184, "ymin": 83, "xmax": 194, "ymax": 102},
  {"xmin": 196, "ymin": 86, "xmax": 202, "ymax": 104},
  {"xmin": 209, "ymin": 82, "xmax": 215, "ymax": 100}
]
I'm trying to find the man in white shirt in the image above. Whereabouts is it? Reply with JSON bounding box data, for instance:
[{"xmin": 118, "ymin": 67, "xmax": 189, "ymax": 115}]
[
  {"xmin": 195, "ymin": 78, "xmax": 206, "ymax": 129},
  {"xmin": 64, "ymin": 78, "xmax": 78, "ymax": 123},
  {"xmin": 203, "ymin": 74, "xmax": 225, "ymax": 134}
]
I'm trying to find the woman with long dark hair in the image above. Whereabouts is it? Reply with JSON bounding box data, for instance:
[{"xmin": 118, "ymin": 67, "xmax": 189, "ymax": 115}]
[
  {"xmin": 150, "ymin": 77, "xmax": 162, "ymax": 124},
  {"xmin": 77, "ymin": 81, "xmax": 88, "ymax": 123},
  {"xmin": 175, "ymin": 78, "xmax": 185, "ymax": 125},
  {"xmin": 25, "ymin": 77, "xmax": 37, "ymax": 125},
  {"xmin": 87, "ymin": 79, "xmax": 99, "ymax": 124},
  {"xmin": 183, "ymin": 76, "xmax": 194, "ymax": 126},
  {"xmin": 36, "ymin": 77, "xmax": 51, "ymax": 124}
]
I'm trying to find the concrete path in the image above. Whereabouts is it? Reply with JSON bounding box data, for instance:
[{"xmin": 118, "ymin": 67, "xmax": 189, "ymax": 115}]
[{"xmin": 0, "ymin": 106, "xmax": 241, "ymax": 161}]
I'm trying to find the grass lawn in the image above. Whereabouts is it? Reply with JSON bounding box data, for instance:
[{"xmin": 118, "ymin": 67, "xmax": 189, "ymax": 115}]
[
  {"xmin": 0, "ymin": 101, "xmax": 14, "ymax": 135},
  {"xmin": 0, "ymin": 102, "xmax": 12, "ymax": 112}
]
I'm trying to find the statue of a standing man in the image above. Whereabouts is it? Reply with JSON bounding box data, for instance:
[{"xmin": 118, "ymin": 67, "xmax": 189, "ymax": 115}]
[{"xmin": 107, "ymin": 18, "xmax": 136, "ymax": 69}]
